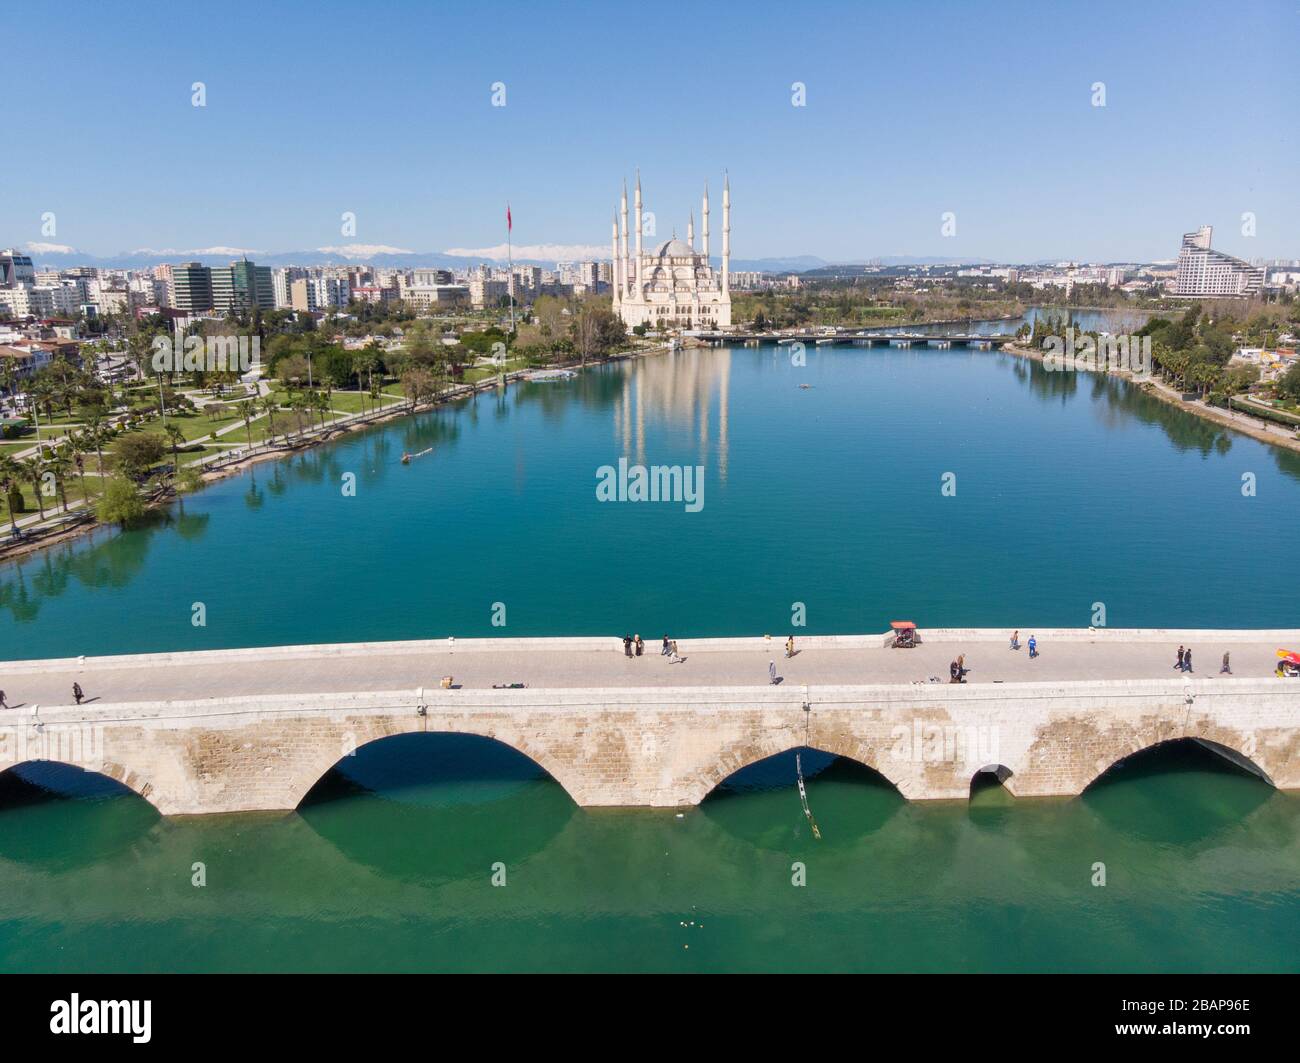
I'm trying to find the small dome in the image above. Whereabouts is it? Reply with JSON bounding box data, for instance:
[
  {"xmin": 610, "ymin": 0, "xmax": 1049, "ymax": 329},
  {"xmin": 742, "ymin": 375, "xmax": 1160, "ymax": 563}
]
[{"xmin": 655, "ymin": 238, "xmax": 693, "ymax": 258}]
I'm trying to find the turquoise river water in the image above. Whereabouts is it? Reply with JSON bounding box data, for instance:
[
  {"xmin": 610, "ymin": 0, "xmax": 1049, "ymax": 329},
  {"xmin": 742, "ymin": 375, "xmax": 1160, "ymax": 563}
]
[{"xmin": 0, "ymin": 341, "xmax": 1296, "ymax": 971}]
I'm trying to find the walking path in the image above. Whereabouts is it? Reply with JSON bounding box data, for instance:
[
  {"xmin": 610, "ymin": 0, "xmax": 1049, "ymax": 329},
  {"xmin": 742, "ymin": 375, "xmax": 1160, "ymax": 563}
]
[{"xmin": 2, "ymin": 632, "xmax": 1294, "ymax": 708}]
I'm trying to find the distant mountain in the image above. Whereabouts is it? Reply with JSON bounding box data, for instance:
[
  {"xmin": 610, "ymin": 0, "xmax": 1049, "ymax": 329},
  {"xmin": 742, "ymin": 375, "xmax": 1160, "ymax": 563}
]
[
  {"xmin": 23, "ymin": 247, "xmax": 559, "ymax": 271},
  {"xmin": 728, "ymin": 255, "xmax": 829, "ymax": 273},
  {"xmin": 20, "ymin": 244, "xmax": 1101, "ymax": 274},
  {"xmin": 19, "ymin": 243, "xmax": 837, "ymax": 274}
]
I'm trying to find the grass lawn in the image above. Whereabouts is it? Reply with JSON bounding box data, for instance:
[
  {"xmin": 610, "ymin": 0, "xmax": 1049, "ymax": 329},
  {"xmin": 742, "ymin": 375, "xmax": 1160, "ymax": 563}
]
[
  {"xmin": 127, "ymin": 405, "xmax": 266, "ymax": 443},
  {"xmin": 3, "ymin": 474, "xmax": 102, "ymax": 520},
  {"xmin": 35, "ymin": 425, "xmax": 80, "ymax": 440},
  {"xmin": 267, "ymin": 387, "xmax": 402, "ymax": 416}
]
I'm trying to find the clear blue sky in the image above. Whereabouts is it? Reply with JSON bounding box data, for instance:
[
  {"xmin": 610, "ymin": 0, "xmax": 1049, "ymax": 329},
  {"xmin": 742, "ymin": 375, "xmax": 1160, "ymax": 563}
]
[{"xmin": 5, "ymin": 0, "xmax": 1296, "ymax": 262}]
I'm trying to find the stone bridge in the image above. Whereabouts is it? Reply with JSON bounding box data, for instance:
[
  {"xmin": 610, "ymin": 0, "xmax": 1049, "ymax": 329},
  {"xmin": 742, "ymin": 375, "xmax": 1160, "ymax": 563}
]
[{"xmin": 1, "ymin": 631, "xmax": 1297, "ymax": 815}]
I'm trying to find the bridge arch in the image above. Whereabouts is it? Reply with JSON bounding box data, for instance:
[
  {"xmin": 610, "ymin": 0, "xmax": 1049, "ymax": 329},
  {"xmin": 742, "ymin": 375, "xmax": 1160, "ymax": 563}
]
[
  {"xmin": 687, "ymin": 736, "xmax": 906, "ymax": 805},
  {"xmin": 1082, "ymin": 736, "xmax": 1274, "ymax": 792},
  {"xmin": 970, "ymin": 764, "xmax": 1014, "ymax": 798},
  {"xmin": 0, "ymin": 759, "xmax": 164, "ymax": 813},
  {"xmin": 284, "ymin": 721, "xmax": 584, "ymax": 811}
]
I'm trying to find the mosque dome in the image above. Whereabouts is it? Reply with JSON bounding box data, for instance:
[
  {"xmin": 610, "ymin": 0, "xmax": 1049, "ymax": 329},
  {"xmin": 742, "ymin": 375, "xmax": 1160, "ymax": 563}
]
[{"xmin": 655, "ymin": 238, "xmax": 694, "ymax": 258}]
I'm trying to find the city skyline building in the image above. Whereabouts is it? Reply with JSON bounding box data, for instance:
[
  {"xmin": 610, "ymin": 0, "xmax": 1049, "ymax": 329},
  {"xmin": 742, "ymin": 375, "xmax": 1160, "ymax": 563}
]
[{"xmin": 1175, "ymin": 226, "xmax": 1266, "ymax": 298}]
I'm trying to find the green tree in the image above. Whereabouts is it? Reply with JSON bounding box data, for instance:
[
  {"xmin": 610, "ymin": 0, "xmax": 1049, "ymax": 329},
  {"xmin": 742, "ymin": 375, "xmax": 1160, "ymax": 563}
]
[
  {"xmin": 164, "ymin": 423, "xmax": 186, "ymax": 470},
  {"xmin": 97, "ymin": 476, "xmax": 146, "ymax": 527},
  {"xmin": 236, "ymin": 399, "xmax": 258, "ymax": 448},
  {"xmin": 259, "ymin": 395, "xmax": 279, "ymax": 441},
  {"xmin": 176, "ymin": 466, "xmax": 204, "ymax": 495},
  {"xmin": 112, "ymin": 432, "xmax": 167, "ymax": 479},
  {"xmin": 352, "ymin": 348, "xmax": 381, "ymax": 412},
  {"xmin": 45, "ymin": 451, "xmax": 71, "ymax": 513},
  {"xmin": 0, "ymin": 454, "xmax": 23, "ymax": 534},
  {"xmin": 68, "ymin": 434, "xmax": 91, "ymax": 503},
  {"xmin": 400, "ymin": 368, "xmax": 437, "ymax": 410},
  {"xmin": 20, "ymin": 457, "xmax": 46, "ymax": 520},
  {"xmin": 1277, "ymin": 361, "xmax": 1300, "ymax": 403}
]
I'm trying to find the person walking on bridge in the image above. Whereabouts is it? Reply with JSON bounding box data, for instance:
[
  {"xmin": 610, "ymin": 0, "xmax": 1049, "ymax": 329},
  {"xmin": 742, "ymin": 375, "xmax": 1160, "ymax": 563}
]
[
  {"xmin": 1027, "ymin": 635, "xmax": 1038, "ymax": 659},
  {"xmin": 769, "ymin": 660, "xmax": 778, "ymax": 685},
  {"xmin": 661, "ymin": 635, "xmax": 670, "ymax": 657},
  {"xmin": 1174, "ymin": 646, "xmax": 1185, "ymax": 670},
  {"xmin": 0, "ymin": 690, "xmax": 7, "ymax": 709},
  {"xmin": 1183, "ymin": 648, "xmax": 1193, "ymax": 673},
  {"xmin": 72, "ymin": 681, "xmax": 84, "ymax": 705},
  {"xmin": 1221, "ymin": 651, "xmax": 1232, "ymax": 675}
]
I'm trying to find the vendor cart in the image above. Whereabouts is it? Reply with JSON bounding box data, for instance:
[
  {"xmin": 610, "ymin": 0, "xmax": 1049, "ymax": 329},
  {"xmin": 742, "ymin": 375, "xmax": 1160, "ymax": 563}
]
[{"xmin": 890, "ymin": 620, "xmax": 919, "ymax": 648}]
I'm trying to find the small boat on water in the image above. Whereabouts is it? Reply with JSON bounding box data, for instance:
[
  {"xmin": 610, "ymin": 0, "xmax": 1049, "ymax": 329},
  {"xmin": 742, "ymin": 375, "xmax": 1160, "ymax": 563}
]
[{"xmin": 401, "ymin": 447, "xmax": 433, "ymax": 465}]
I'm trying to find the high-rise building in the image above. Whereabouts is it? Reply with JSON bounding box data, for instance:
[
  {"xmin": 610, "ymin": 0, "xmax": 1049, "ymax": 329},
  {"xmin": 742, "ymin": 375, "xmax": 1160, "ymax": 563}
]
[
  {"xmin": 1174, "ymin": 226, "xmax": 1265, "ymax": 297},
  {"xmin": 230, "ymin": 259, "xmax": 275, "ymax": 312},
  {"xmin": 290, "ymin": 278, "xmax": 317, "ymax": 312},
  {"xmin": 310, "ymin": 275, "xmax": 350, "ymax": 310},
  {"xmin": 209, "ymin": 259, "xmax": 274, "ymax": 314},
  {"xmin": 0, "ymin": 286, "xmax": 54, "ymax": 317},
  {"xmin": 210, "ymin": 266, "xmax": 236, "ymax": 313},
  {"xmin": 468, "ymin": 277, "xmax": 508, "ymax": 309},
  {"xmin": 0, "ymin": 249, "xmax": 36, "ymax": 288},
  {"xmin": 171, "ymin": 262, "xmax": 214, "ymax": 313},
  {"xmin": 273, "ymin": 267, "xmax": 308, "ymax": 309}
]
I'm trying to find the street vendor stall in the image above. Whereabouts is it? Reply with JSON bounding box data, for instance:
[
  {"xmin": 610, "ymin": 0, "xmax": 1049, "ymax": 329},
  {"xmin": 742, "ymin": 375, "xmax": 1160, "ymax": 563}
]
[{"xmin": 891, "ymin": 621, "xmax": 919, "ymax": 648}]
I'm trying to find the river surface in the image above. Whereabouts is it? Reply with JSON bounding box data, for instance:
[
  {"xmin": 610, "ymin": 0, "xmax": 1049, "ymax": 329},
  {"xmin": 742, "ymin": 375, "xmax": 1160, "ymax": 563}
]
[{"xmin": 0, "ymin": 330, "xmax": 1297, "ymax": 972}]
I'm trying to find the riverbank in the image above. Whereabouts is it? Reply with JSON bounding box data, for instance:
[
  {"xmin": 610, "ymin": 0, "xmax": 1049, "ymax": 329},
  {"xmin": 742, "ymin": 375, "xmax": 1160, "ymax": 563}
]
[
  {"xmin": 1003, "ymin": 342, "xmax": 1300, "ymax": 457},
  {"xmin": 0, "ymin": 343, "xmax": 669, "ymax": 564}
]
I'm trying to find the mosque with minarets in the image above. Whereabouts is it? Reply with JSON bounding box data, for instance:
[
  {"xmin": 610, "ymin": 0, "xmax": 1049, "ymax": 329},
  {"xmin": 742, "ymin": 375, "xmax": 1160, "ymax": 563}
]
[{"xmin": 611, "ymin": 173, "xmax": 732, "ymax": 330}]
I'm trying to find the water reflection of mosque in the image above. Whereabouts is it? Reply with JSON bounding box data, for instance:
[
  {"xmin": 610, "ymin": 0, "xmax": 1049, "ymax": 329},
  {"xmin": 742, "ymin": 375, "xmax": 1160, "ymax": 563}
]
[{"xmin": 612, "ymin": 348, "xmax": 731, "ymax": 480}]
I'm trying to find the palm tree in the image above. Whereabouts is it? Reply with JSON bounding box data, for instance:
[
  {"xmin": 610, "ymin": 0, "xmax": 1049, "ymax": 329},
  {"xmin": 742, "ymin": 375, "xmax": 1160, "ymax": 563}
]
[
  {"xmin": 259, "ymin": 395, "xmax": 277, "ymax": 442},
  {"xmin": 164, "ymin": 423, "xmax": 185, "ymax": 472},
  {"xmin": 21, "ymin": 457, "xmax": 46, "ymax": 520},
  {"xmin": 69, "ymin": 434, "xmax": 90, "ymax": 504},
  {"xmin": 0, "ymin": 454, "xmax": 22, "ymax": 535},
  {"xmin": 86, "ymin": 417, "xmax": 107, "ymax": 479},
  {"xmin": 353, "ymin": 351, "xmax": 379, "ymax": 413},
  {"xmin": 0, "ymin": 360, "xmax": 17, "ymax": 408},
  {"xmin": 26, "ymin": 377, "xmax": 53, "ymax": 459},
  {"xmin": 236, "ymin": 399, "xmax": 257, "ymax": 449},
  {"xmin": 45, "ymin": 451, "xmax": 71, "ymax": 513}
]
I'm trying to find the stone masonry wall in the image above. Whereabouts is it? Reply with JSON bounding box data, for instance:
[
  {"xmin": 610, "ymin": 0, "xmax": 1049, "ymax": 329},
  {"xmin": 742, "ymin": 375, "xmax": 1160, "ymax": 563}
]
[{"xmin": 0, "ymin": 679, "xmax": 1295, "ymax": 814}]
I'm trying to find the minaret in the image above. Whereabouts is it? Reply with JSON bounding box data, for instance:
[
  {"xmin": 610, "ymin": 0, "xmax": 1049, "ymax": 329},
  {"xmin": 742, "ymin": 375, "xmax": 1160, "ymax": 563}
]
[
  {"xmin": 620, "ymin": 179, "xmax": 629, "ymax": 300},
  {"xmin": 633, "ymin": 170, "xmax": 643, "ymax": 298},
  {"xmin": 701, "ymin": 181, "xmax": 710, "ymax": 260},
  {"xmin": 722, "ymin": 172, "xmax": 730, "ymax": 296},
  {"xmin": 612, "ymin": 211, "xmax": 621, "ymax": 308},
  {"xmin": 687, "ymin": 211, "xmax": 695, "ymax": 251}
]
